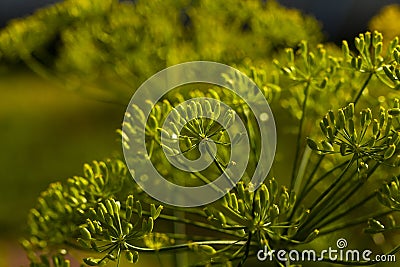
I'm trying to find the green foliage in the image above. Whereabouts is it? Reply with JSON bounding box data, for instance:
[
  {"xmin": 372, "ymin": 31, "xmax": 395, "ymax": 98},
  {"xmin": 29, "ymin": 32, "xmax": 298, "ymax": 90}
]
[
  {"xmin": 1, "ymin": 1, "xmax": 399, "ymax": 266},
  {"xmin": 0, "ymin": 0, "xmax": 322, "ymax": 101}
]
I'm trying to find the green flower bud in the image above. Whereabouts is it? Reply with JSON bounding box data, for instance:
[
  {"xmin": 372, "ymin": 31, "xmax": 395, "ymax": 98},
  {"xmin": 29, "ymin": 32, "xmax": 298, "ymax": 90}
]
[
  {"xmin": 79, "ymin": 227, "xmax": 91, "ymax": 241},
  {"xmin": 199, "ymin": 245, "xmax": 216, "ymax": 255},
  {"xmin": 125, "ymin": 250, "xmax": 139, "ymax": 264},
  {"xmin": 304, "ymin": 229, "xmax": 319, "ymax": 242},
  {"xmin": 367, "ymin": 218, "xmax": 385, "ymax": 232},
  {"xmin": 384, "ymin": 144, "xmax": 396, "ymax": 160},
  {"xmin": 204, "ymin": 100, "xmax": 212, "ymax": 117},
  {"xmin": 126, "ymin": 207, "xmax": 133, "ymax": 222},
  {"xmin": 169, "ymin": 121, "xmax": 180, "ymax": 136},
  {"xmin": 259, "ymin": 184, "xmax": 270, "ymax": 208},
  {"xmin": 123, "ymin": 221, "xmax": 133, "ymax": 235},
  {"xmin": 394, "ymin": 50, "xmax": 400, "ymax": 64},
  {"xmin": 83, "ymin": 257, "xmax": 101, "ymax": 266},
  {"xmin": 136, "ymin": 200, "xmax": 143, "ymax": 217},
  {"xmin": 105, "ymin": 214, "xmax": 114, "ymax": 226},
  {"xmin": 196, "ymin": 102, "xmax": 203, "ymax": 117},
  {"xmin": 217, "ymin": 212, "xmax": 226, "ymax": 225},
  {"xmin": 347, "ymin": 103, "xmax": 355, "ymax": 118},
  {"xmin": 270, "ymin": 204, "xmax": 280, "ymax": 218},
  {"xmin": 268, "ymin": 178, "xmax": 278, "ymax": 200},
  {"xmin": 322, "ymin": 116, "xmax": 329, "ymax": 127},
  {"xmin": 171, "ymin": 108, "xmax": 180, "ymax": 122},
  {"xmin": 320, "ymin": 120, "xmax": 328, "ymax": 135},
  {"xmin": 231, "ymin": 193, "xmax": 238, "ymax": 211},
  {"xmin": 279, "ymin": 189, "xmax": 289, "ymax": 211},
  {"xmin": 132, "ymin": 105, "xmax": 146, "ymax": 124},
  {"xmin": 390, "ymin": 181, "xmax": 399, "ymax": 196},
  {"xmin": 388, "ymin": 108, "xmax": 400, "ymax": 116},
  {"xmin": 150, "ymin": 204, "xmax": 163, "ymax": 219},
  {"xmin": 307, "ymin": 138, "xmax": 319, "ymax": 151},
  {"xmin": 337, "ymin": 109, "xmax": 345, "ymax": 130},
  {"xmin": 213, "ymin": 101, "xmax": 221, "ymax": 120},
  {"xmin": 146, "ymin": 217, "xmax": 154, "ymax": 233},
  {"xmin": 357, "ymin": 57, "xmax": 362, "ymax": 70},
  {"xmin": 394, "ymin": 98, "xmax": 400, "ymax": 109},
  {"xmin": 286, "ymin": 48, "xmax": 294, "ymax": 64},
  {"xmin": 327, "ymin": 126, "xmax": 335, "ymax": 141},
  {"xmin": 390, "ymin": 131, "xmax": 399, "ymax": 145},
  {"xmin": 105, "ymin": 199, "xmax": 114, "ymax": 216},
  {"xmin": 364, "ymin": 32, "xmax": 371, "ymax": 48},
  {"xmin": 86, "ymin": 219, "xmax": 96, "ymax": 233},
  {"xmin": 208, "ymin": 89, "xmax": 220, "ymax": 101},
  {"xmin": 308, "ymin": 52, "xmax": 315, "ymax": 67},
  {"xmin": 223, "ymin": 110, "xmax": 235, "ymax": 129},
  {"xmin": 342, "ymin": 40, "xmax": 350, "ymax": 58},
  {"xmin": 83, "ymin": 163, "xmax": 94, "ymax": 179},
  {"xmin": 383, "ymin": 65, "xmax": 397, "ymax": 82},
  {"xmin": 237, "ymin": 182, "xmax": 245, "ymax": 200},
  {"xmin": 375, "ymin": 42, "xmax": 383, "ymax": 59},
  {"xmin": 385, "ymin": 115, "xmax": 393, "ymax": 136},
  {"xmin": 148, "ymin": 115, "xmax": 158, "ymax": 130},
  {"xmin": 372, "ymin": 31, "xmax": 383, "ymax": 47},
  {"xmin": 340, "ymin": 143, "xmax": 347, "ymax": 156},
  {"xmin": 351, "ymin": 57, "xmax": 357, "ymax": 69},
  {"xmin": 387, "ymin": 214, "xmax": 396, "ymax": 228},
  {"xmin": 328, "ymin": 110, "xmax": 335, "ymax": 124},
  {"xmin": 237, "ymin": 199, "xmax": 246, "ymax": 215},
  {"xmin": 126, "ymin": 195, "xmax": 134, "ymax": 208},
  {"xmin": 321, "ymin": 140, "xmax": 334, "ymax": 152},
  {"xmin": 365, "ymin": 108, "xmax": 372, "ymax": 125},
  {"xmin": 379, "ymin": 107, "xmax": 386, "ymax": 128},
  {"xmin": 348, "ymin": 119, "xmax": 355, "ymax": 136}
]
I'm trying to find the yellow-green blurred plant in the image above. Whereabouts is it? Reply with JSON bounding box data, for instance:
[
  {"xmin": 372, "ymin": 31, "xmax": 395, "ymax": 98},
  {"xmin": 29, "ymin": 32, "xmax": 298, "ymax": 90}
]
[
  {"xmin": 2, "ymin": 1, "xmax": 399, "ymax": 266},
  {"xmin": 369, "ymin": 4, "xmax": 400, "ymax": 48},
  {"xmin": 0, "ymin": 0, "xmax": 321, "ymax": 102}
]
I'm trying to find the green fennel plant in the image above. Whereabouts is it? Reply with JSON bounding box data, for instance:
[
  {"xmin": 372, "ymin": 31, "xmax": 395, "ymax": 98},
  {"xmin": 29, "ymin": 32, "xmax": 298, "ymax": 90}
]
[{"xmin": 0, "ymin": 1, "xmax": 399, "ymax": 266}]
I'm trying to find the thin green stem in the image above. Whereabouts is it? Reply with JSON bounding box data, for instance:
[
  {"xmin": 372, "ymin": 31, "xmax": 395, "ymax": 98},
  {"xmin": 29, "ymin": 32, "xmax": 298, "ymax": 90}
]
[
  {"xmin": 319, "ymin": 209, "xmax": 393, "ymax": 236},
  {"xmin": 353, "ymin": 73, "xmax": 373, "ymax": 105},
  {"xmin": 290, "ymin": 82, "xmax": 311, "ymax": 190},
  {"xmin": 296, "ymin": 156, "xmax": 355, "ymax": 238},
  {"xmin": 125, "ymin": 240, "xmax": 250, "ymax": 253},
  {"xmin": 315, "ymin": 191, "xmax": 376, "ymax": 230},
  {"xmin": 238, "ymin": 231, "xmax": 252, "ymax": 267},
  {"xmin": 136, "ymin": 209, "xmax": 241, "ymax": 237},
  {"xmin": 293, "ymin": 147, "xmax": 312, "ymax": 195},
  {"xmin": 301, "ymin": 159, "xmax": 351, "ymax": 202},
  {"xmin": 309, "ymin": 156, "xmax": 355, "ymax": 211},
  {"xmin": 312, "ymin": 160, "xmax": 380, "ymax": 230},
  {"xmin": 296, "ymin": 155, "xmax": 325, "ymax": 201}
]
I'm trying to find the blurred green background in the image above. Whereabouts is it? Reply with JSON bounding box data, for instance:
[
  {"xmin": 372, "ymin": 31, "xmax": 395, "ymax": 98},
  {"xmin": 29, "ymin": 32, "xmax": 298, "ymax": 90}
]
[
  {"xmin": 0, "ymin": 0, "xmax": 399, "ymax": 266},
  {"xmin": 0, "ymin": 67, "xmax": 125, "ymax": 265}
]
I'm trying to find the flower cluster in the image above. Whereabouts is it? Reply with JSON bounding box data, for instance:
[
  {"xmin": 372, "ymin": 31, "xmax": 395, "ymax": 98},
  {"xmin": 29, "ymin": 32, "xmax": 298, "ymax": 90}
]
[{"xmin": 307, "ymin": 101, "xmax": 400, "ymax": 177}]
